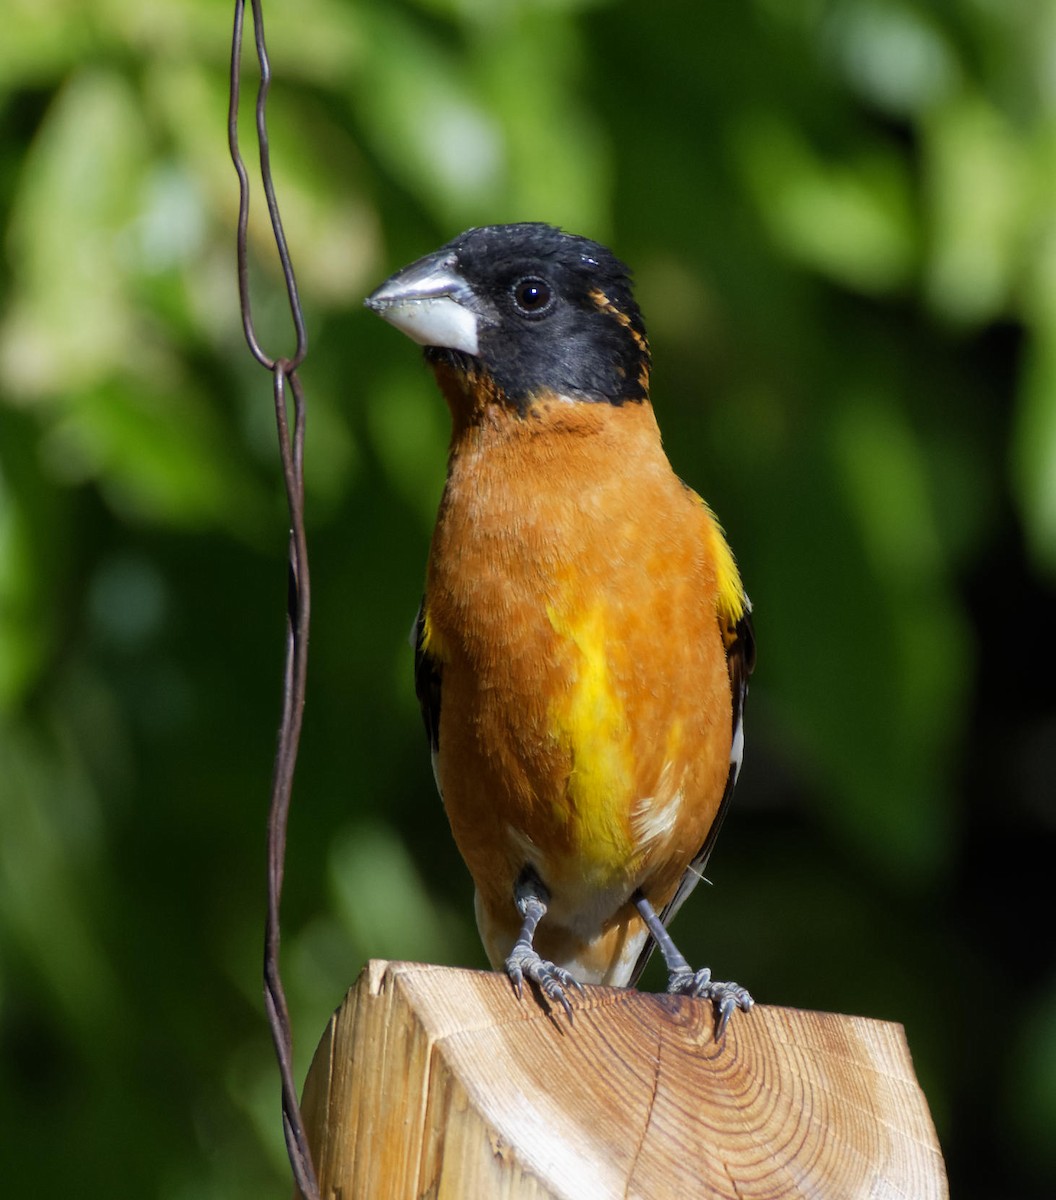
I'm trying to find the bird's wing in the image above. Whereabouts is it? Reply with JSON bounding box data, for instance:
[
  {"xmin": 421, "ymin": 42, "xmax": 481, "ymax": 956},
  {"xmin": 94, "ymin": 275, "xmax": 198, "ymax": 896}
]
[{"xmin": 412, "ymin": 600, "xmax": 444, "ymax": 798}]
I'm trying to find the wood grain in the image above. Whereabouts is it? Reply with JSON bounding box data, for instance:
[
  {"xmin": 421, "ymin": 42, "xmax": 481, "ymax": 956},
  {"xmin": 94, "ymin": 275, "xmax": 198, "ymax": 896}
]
[{"xmin": 299, "ymin": 960, "xmax": 947, "ymax": 1199}]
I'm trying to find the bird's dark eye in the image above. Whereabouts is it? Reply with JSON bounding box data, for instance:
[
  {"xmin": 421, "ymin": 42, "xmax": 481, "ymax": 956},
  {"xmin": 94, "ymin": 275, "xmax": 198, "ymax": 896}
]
[{"xmin": 512, "ymin": 277, "xmax": 553, "ymax": 316}]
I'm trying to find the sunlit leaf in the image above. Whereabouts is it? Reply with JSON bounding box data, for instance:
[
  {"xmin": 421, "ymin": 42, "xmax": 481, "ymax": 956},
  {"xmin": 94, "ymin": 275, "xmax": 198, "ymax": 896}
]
[
  {"xmin": 735, "ymin": 114, "xmax": 916, "ymax": 293},
  {"xmin": 922, "ymin": 93, "xmax": 1029, "ymax": 324}
]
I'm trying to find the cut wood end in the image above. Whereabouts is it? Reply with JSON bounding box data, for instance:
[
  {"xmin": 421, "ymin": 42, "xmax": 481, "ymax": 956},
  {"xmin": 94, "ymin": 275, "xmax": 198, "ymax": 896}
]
[{"xmin": 300, "ymin": 960, "xmax": 948, "ymax": 1200}]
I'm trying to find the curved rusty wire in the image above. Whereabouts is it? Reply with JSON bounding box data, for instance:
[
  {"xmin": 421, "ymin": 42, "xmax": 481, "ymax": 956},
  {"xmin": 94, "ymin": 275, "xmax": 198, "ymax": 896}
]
[{"xmin": 228, "ymin": 2, "xmax": 318, "ymax": 1196}]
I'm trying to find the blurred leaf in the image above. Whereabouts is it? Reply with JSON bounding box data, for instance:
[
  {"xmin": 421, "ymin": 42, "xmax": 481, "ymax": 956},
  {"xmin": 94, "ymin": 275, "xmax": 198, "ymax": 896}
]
[
  {"xmin": 352, "ymin": 7, "xmax": 507, "ymax": 227},
  {"xmin": 351, "ymin": 3, "xmax": 608, "ymax": 232},
  {"xmin": 735, "ymin": 114, "xmax": 916, "ymax": 293},
  {"xmin": 468, "ymin": 7, "xmax": 610, "ymax": 232},
  {"xmin": 0, "ymin": 0, "xmax": 95, "ymax": 85},
  {"xmin": 1, "ymin": 69, "xmax": 150, "ymax": 397},
  {"xmin": 0, "ymin": 718, "xmax": 121, "ymax": 1030},
  {"xmin": 923, "ymin": 94, "xmax": 1030, "ymax": 324},
  {"xmin": 831, "ymin": 394, "xmax": 970, "ymax": 827},
  {"xmin": 822, "ymin": 0, "xmax": 959, "ymax": 117},
  {"xmin": 38, "ymin": 378, "xmax": 259, "ymax": 530},
  {"xmin": 365, "ymin": 365, "xmax": 448, "ymax": 527},
  {"xmin": 328, "ymin": 821, "xmax": 460, "ymax": 964}
]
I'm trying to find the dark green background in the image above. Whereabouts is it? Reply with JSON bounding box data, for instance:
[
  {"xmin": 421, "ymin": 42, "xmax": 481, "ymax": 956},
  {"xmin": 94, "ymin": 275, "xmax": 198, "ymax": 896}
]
[{"xmin": 1, "ymin": 1, "xmax": 1053, "ymax": 1195}]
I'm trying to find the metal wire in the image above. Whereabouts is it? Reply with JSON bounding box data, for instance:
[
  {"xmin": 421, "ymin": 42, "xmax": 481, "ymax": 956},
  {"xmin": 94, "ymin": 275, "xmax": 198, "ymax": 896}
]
[{"xmin": 228, "ymin": 2, "xmax": 319, "ymax": 1196}]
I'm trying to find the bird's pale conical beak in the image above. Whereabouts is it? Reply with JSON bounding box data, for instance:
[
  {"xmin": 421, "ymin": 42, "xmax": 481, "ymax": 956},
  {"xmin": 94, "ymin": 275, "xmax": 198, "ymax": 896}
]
[{"xmin": 365, "ymin": 251, "xmax": 481, "ymax": 355}]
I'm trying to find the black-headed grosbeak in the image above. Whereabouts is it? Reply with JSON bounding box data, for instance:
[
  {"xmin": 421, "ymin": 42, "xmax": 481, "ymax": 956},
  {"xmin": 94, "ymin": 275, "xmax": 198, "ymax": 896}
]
[{"xmin": 366, "ymin": 223, "xmax": 754, "ymax": 1034}]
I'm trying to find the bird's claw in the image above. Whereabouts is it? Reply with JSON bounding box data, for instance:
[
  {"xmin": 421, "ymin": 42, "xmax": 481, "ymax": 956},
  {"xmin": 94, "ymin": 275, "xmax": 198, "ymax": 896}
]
[
  {"xmin": 667, "ymin": 968, "xmax": 753, "ymax": 1039},
  {"xmin": 505, "ymin": 943, "xmax": 583, "ymax": 1021}
]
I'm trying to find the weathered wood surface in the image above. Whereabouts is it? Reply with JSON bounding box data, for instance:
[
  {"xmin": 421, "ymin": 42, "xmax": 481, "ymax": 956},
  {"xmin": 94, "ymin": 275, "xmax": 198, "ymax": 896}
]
[{"xmin": 299, "ymin": 959, "xmax": 947, "ymax": 1199}]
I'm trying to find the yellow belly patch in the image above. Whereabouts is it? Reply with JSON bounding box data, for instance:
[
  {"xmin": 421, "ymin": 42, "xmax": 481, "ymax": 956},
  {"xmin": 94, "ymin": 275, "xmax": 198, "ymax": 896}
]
[{"xmin": 545, "ymin": 602, "xmax": 635, "ymax": 880}]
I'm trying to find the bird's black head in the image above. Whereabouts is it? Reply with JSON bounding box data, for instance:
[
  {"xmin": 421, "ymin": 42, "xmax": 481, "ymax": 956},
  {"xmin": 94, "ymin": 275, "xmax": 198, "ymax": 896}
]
[{"xmin": 365, "ymin": 223, "xmax": 651, "ymax": 413}]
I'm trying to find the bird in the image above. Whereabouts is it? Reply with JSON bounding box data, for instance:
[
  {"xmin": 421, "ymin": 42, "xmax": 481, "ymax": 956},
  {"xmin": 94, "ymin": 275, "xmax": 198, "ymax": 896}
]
[{"xmin": 365, "ymin": 223, "xmax": 754, "ymax": 1035}]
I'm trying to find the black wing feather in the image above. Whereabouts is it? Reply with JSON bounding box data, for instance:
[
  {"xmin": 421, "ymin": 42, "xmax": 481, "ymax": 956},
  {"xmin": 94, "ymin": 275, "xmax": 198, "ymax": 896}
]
[{"xmin": 413, "ymin": 600, "xmax": 443, "ymax": 773}]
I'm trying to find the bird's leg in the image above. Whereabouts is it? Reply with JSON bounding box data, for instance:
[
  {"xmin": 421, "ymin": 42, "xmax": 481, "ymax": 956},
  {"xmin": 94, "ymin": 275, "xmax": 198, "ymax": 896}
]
[
  {"xmin": 505, "ymin": 867, "xmax": 583, "ymax": 1022},
  {"xmin": 633, "ymin": 890, "xmax": 753, "ymax": 1039}
]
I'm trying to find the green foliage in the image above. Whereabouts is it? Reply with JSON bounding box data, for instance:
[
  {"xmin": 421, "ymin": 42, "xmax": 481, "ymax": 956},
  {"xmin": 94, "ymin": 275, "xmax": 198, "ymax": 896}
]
[{"xmin": 1, "ymin": 1, "xmax": 1053, "ymax": 1195}]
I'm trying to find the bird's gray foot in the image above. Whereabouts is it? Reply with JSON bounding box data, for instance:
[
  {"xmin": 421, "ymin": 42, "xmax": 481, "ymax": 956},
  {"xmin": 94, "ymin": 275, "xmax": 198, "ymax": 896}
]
[
  {"xmin": 666, "ymin": 967, "xmax": 754, "ymax": 1038},
  {"xmin": 505, "ymin": 941, "xmax": 582, "ymax": 1021},
  {"xmin": 505, "ymin": 868, "xmax": 583, "ymax": 1022},
  {"xmin": 634, "ymin": 889, "xmax": 753, "ymax": 1040}
]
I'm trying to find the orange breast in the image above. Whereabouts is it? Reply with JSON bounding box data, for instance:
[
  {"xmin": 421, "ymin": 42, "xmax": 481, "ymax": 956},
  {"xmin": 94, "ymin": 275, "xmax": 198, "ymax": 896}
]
[{"xmin": 424, "ymin": 396, "xmax": 733, "ymax": 969}]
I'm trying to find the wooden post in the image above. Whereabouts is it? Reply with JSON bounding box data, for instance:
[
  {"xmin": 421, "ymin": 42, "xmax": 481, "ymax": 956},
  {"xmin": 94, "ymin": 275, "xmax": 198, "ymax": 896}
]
[{"xmin": 299, "ymin": 960, "xmax": 947, "ymax": 1199}]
